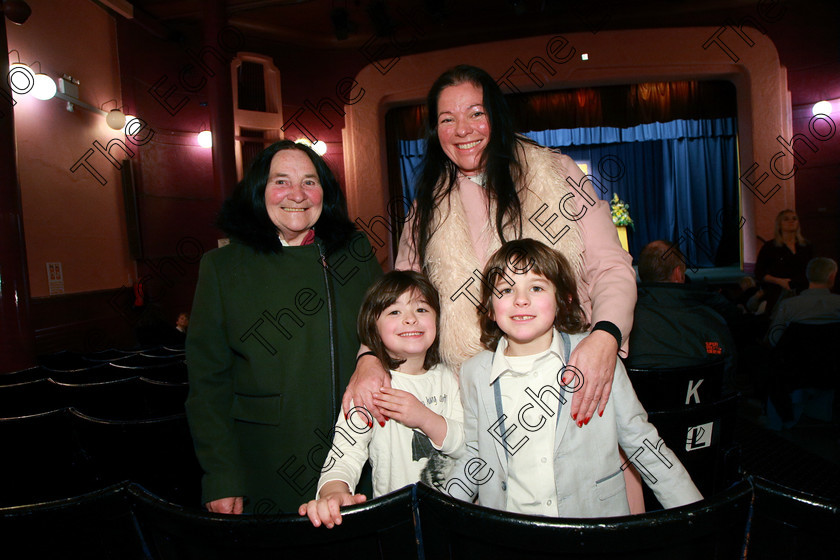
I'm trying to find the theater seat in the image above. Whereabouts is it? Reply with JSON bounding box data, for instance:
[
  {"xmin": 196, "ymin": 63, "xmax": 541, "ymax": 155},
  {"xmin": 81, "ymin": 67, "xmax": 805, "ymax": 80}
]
[
  {"xmin": 0, "ymin": 378, "xmax": 65, "ymax": 418},
  {"xmin": 38, "ymin": 350, "xmax": 98, "ymax": 372},
  {"xmin": 128, "ymin": 483, "xmax": 418, "ymax": 560},
  {"xmin": 0, "ymin": 366, "xmax": 48, "ymax": 387},
  {"xmin": 60, "ymin": 377, "xmax": 187, "ymax": 420},
  {"xmin": 0, "ymin": 483, "xmax": 146, "ymax": 559},
  {"xmin": 747, "ymin": 477, "xmax": 840, "ymax": 559},
  {"xmin": 0, "ymin": 409, "xmax": 101, "ymax": 507},
  {"xmin": 625, "ymin": 359, "xmax": 725, "ymax": 411},
  {"xmin": 414, "ymin": 480, "xmax": 752, "ymax": 559},
  {"xmin": 110, "ymin": 354, "xmax": 185, "ymax": 370},
  {"xmin": 73, "ymin": 410, "xmax": 202, "ymax": 507},
  {"xmin": 767, "ymin": 322, "xmax": 840, "ymax": 427},
  {"xmin": 83, "ymin": 348, "xmax": 139, "ymax": 363},
  {"xmin": 47, "ymin": 363, "xmax": 136, "ymax": 385},
  {"xmin": 645, "ymin": 393, "xmax": 740, "ymax": 505}
]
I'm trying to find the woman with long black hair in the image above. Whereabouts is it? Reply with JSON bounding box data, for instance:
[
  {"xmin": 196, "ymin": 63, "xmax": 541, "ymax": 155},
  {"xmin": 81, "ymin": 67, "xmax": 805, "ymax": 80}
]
[{"xmin": 345, "ymin": 64, "xmax": 640, "ymax": 510}]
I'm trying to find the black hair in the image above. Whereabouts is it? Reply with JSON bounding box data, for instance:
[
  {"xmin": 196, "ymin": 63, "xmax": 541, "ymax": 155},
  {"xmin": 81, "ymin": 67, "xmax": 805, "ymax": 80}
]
[{"xmin": 216, "ymin": 140, "xmax": 355, "ymax": 254}]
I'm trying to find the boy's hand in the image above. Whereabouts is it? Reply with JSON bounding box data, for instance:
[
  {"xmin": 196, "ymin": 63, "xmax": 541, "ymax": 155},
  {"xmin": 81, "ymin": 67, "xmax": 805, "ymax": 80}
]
[
  {"xmin": 298, "ymin": 492, "xmax": 367, "ymax": 529},
  {"xmin": 372, "ymin": 387, "xmax": 430, "ymax": 430}
]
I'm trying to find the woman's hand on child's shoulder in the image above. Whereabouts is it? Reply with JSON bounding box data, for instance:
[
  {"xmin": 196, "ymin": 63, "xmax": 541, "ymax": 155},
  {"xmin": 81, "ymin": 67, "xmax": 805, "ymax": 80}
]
[{"xmin": 298, "ymin": 490, "xmax": 367, "ymax": 529}]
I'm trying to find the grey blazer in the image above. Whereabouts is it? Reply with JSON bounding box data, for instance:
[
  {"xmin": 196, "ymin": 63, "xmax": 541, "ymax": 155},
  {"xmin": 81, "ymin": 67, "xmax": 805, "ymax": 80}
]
[{"xmin": 441, "ymin": 330, "xmax": 703, "ymax": 517}]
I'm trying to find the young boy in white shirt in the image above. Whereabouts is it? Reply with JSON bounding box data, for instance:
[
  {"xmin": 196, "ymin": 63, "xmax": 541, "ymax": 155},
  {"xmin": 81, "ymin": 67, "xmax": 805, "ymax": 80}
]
[{"xmin": 441, "ymin": 239, "xmax": 702, "ymax": 517}]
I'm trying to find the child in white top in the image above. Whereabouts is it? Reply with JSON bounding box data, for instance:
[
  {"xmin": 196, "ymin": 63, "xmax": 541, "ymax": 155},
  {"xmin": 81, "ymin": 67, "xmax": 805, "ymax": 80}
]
[
  {"xmin": 443, "ymin": 239, "xmax": 702, "ymax": 517},
  {"xmin": 299, "ymin": 270, "xmax": 464, "ymax": 528}
]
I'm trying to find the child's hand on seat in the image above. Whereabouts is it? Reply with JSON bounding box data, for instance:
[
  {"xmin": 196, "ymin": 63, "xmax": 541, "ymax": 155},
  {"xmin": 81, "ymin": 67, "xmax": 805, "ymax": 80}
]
[{"xmin": 298, "ymin": 482, "xmax": 367, "ymax": 528}]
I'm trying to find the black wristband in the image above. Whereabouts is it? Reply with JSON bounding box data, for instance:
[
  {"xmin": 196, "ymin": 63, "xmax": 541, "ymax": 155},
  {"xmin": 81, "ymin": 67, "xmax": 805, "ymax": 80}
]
[
  {"xmin": 591, "ymin": 321, "xmax": 622, "ymax": 348},
  {"xmin": 356, "ymin": 351, "xmax": 376, "ymax": 364}
]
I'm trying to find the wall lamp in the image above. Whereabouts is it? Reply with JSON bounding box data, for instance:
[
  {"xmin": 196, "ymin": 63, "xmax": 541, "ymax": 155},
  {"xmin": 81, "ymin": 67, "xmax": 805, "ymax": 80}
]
[
  {"xmin": 295, "ymin": 137, "xmax": 327, "ymax": 156},
  {"xmin": 7, "ymin": 53, "xmax": 55, "ymax": 100},
  {"xmin": 8, "ymin": 58, "xmax": 143, "ymax": 134}
]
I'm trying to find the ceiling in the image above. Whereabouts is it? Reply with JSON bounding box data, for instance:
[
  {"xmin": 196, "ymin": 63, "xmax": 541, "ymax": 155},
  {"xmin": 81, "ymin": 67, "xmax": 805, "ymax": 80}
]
[
  {"xmin": 111, "ymin": 0, "xmax": 839, "ymax": 105},
  {"xmin": 120, "ymin": 0, "xmax": 780, "ymax": 52}
]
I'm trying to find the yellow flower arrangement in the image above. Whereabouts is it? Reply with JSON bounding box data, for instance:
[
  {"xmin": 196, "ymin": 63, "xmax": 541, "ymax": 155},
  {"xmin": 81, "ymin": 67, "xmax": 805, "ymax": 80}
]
[{"xmin": 610, "ymin": 193, "xmax": 634, "ymax": 229}]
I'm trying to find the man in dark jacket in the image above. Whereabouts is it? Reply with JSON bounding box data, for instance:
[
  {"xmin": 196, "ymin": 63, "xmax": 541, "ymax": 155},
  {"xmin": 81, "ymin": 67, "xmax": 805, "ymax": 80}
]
[{"xmin": 626, "ymin": 240, "xmax": 736, "ymax": 388}]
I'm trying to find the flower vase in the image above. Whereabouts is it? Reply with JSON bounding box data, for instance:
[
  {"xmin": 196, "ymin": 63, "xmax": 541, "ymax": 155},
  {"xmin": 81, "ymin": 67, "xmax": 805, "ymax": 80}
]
[{"xmin": 616, "ymin": 225, "xmax": 629, "ymax": 252}]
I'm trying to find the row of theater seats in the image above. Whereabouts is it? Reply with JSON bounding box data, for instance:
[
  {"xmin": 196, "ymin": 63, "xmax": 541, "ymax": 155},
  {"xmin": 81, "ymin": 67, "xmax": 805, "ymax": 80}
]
[
  {"xmin": 0, "ymin": 346, "xmax": 187, "ymax": 420},
  {"xmin": 1, "ymin": 477, "xmax": 837, "ymax": 559},
  {"xmin": 0, "ymin": 351, "xmax": 737, "ymax": 509},
  {"xmin": 0, "ymin": 346, "xmax": 197, "ymax": 508},
  {"xmin": 3, "ymin": 348, "xmax": 834, "ymax": 557},
  {"xmin": 0, "ymin": 408, "xmax": 201, "ymax": 508}
]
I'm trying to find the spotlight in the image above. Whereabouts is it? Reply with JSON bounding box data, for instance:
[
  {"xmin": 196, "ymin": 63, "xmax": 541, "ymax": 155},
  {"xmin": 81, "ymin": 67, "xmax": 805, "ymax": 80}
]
[
  {"xmin": 812, "ymin": 100, "xmax": 833, "ymax": 116},
  {"xmin": 31, "ymin": 73, "xmax": 56, "ymax": 100},
  {"xmin": 197, "ymin": 130, "xmax": 213, "ymax": 148},
  {"xmin": 123, "ymin": 115, "xmax": 138, "ymax": 135}
]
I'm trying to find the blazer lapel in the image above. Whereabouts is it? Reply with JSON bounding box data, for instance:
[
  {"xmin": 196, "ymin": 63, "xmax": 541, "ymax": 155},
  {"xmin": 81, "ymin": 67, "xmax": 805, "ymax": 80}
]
[
  {"xmin": 554, "ymin": 332, "xmax": 573, "ymax": 454},
  {"xmin": 481, "ymin": 354, "xmax": 509, "ymax": 476}
]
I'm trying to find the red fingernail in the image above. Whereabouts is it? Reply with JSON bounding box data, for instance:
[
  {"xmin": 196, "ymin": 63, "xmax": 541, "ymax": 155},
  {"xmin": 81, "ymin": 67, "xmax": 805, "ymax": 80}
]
[
  {"xmin": 379, "ymin": 421, "xmax": 385, "ymax": 428},
  {"xmin": 577, "ymin": 420, "xmax": 583, "ymax": 428},
  {"xmin": 584, "ymin": 416, "xmax": 591, "ymax": 425},
  {"xmin": 368, "ymin": 421, "xmax": 373, "ymax": 428},
  {"xmin": 571, "ymin": 413, "xmax": 577, "ymax": 421},
  {"xmin": 344, "ymin": 412, "xmax": 348, "ymax": 420},
  {"xmin": 598, "ymin": 410, "xmax": 603, "ymax": 417},
  {"xmin": 385, "ymin": 417, "xmax": 390, "ymax": 422}
]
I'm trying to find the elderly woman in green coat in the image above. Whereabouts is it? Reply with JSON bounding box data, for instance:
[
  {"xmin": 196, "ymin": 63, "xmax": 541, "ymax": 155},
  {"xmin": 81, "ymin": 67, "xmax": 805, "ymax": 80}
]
[{"xmin": 186, "ymin": 140, "xmax": 381, "ymax": 514}]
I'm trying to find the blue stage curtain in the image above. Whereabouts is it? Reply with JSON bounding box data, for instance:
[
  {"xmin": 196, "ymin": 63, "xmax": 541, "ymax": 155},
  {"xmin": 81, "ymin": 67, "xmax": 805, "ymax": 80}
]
[{"xmin": 398, "ymin": 118, "xmax": 739, "ymax": 267}]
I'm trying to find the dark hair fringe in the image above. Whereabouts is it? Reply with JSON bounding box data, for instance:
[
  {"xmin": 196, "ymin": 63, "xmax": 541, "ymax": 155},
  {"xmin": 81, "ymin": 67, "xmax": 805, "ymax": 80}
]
[
  {"xmin": 412, "ymin": 65, "xmax": 536, "ymax": 269},
  {"xmin": 477, "ymin": 239, "xmax": 589, "ymax": 351},
  {"xmin": 357, "ymin": 270, "xmax": 442, "ymax": 372},
  {"xmin": 216, "ymin": 140, "xmax": 356, "ymax": 255}
]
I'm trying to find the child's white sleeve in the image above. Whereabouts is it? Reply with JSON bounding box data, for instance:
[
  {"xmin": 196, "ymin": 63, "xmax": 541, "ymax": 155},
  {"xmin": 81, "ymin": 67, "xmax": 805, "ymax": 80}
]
[
  {"xmin": 612, "ymin": 362, "xmax": 704, "ymax": 508},
  {"xmin": 314, "ymin": 403, "xmax": 375, "ymax": 499},
  {"xmin": 440, "ymin": 361, "xmax": 482, "ymax": 502},
  {"xmin": 432, "ymin": 368, "xmax": 466, "ymax": 458}
]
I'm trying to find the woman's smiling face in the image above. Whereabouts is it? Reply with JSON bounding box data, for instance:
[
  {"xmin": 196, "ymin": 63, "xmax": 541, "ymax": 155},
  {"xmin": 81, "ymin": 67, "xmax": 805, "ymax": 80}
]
[
  {"xmin": 263, "ymin": 149, "xmax": 324, "ymax": 245},
  {"xmin": 436, "ymin": 81, "xmax": 490, "ymax": 175}
]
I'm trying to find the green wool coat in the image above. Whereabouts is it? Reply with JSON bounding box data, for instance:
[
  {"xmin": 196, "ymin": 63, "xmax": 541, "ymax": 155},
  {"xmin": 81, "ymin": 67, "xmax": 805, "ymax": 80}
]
[{"xmin": 185, "ymin": 234, "xmax": 382, "ymax": 514}]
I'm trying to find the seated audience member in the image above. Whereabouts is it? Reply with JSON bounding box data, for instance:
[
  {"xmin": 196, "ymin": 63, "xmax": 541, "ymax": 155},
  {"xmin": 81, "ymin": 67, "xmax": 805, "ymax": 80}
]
[
  {"xmin": 627, "ymin": 241, "xmax": 736, "ymax": 387},
  {"xmin": 173, "ymin": 312, "xmax": 189, "ymax": 344},
  {"xmin": 176, "ymin": 312, "xmax": 190, "ymax": 333},
  {"xmin": 735, "ymin": 276, "xmax": 766, "ymax": 315},
  {"xmin": 766, "ymin": 257, "xmax": 840, "ymax": 346}
]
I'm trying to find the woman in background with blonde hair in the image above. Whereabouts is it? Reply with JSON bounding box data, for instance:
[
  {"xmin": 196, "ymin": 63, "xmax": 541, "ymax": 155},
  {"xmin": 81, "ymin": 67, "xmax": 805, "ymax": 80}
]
[{"xmin": 754, "ymin": 209, "xmax": 813, "ymax": 312}]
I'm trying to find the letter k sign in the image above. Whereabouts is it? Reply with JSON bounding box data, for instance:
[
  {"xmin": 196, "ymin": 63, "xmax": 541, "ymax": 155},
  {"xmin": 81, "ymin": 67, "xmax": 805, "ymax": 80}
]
[{"xmin": 685, "ymin": 378, "xmax": 704, "ymax": 405}]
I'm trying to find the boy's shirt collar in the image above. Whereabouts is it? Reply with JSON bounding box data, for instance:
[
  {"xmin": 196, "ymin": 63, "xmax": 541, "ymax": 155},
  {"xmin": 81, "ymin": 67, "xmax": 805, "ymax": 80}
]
[{"xmin": 489, "ymin": 328, "xmax": 566, "ymax": 385}]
